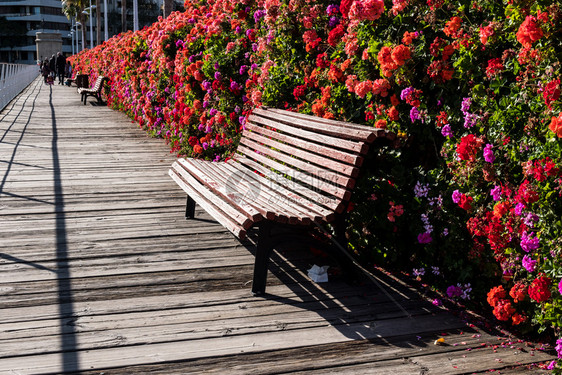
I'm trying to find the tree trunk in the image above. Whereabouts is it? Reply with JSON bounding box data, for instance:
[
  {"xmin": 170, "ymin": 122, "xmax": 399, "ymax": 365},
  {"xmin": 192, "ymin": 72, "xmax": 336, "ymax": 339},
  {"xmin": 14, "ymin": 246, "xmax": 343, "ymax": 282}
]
[
  {"xmin": 121, "ymin": 0, "xmax": 127, "ymax": 32},
  {"xmin": 96, "ymin": 0, "xmax": 101, "ymax": 45},
  {"xmin": 163, "ymin": 0, "xmax": 173, "ymax": 19}
]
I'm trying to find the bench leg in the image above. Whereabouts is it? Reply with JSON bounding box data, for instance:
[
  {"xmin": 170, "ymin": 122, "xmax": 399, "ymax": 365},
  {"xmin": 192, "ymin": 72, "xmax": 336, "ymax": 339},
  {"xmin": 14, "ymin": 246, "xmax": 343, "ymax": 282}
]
[
  {"xmin": 252, "ymin": 221, "xmax": 273, "ymax": 296},
  {"xmin": 185, "ymin": 196, "xmax": 195, "ymax": 219}
]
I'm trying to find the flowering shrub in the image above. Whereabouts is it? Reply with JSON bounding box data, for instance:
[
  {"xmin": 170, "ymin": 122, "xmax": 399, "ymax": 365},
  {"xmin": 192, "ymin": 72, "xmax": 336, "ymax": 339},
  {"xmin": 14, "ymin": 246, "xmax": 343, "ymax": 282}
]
[{"xmin": 70, "ymin": 0, "xmax": 562, "ymax": 367}]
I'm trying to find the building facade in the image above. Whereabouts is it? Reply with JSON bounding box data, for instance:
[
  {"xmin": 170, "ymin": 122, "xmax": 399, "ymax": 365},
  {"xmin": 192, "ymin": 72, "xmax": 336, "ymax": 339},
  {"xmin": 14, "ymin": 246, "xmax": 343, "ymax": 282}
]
[{"xmin": 0, "ymin": 0, "xmax": 72, "ymax": 64}]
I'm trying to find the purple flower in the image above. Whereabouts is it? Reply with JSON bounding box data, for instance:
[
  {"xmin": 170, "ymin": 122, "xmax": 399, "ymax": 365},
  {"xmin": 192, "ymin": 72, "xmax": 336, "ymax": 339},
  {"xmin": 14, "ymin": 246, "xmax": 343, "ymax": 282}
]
[
  {"xmin": 446, "ymin": 285, "xmax": 462, "ymax": 298},
  {"xmin": 547, "ymin": 360, "xmax": 556, "ymax": 370},
  {"xmin": 202, "ymin": 80, "xmax": 212, "ymax": 92},
  {"xmin": 483, "ymin": 144, "xmax": 495, "ymax": 163},
  {"xmin": 230, "ymin": 81, "xmax": 241, "ymax": 91},
  {"xmin": 417, "ymin": 232, "xmax": 432, "ymax": 244},
  {"xmin": 239, "ymin": 65, "xmax": 249, "ymax": 75},
  {"xmin": 461, "ymin": 97, "xmax": 471, "ymax": 114},
  {"xmin": 522, "ymin": 255, "xmax": 537, "ymax": 272},
  {"xmin": 410, "ymin": 107, "xmax": 421, "ymax": 123},
  {"xmin": 239, "ymin": 116, "xmax": 246, "ymax": 125},
  {"xmin": 431, "ymin": 266, "xmax": 440, "ymax": 275},
  {"xmin": 514, "ymin": 203, "xmax": 525, "ymax": 216},
  {"xmin": 414, "ymin": 181, "xmax": 429, "ymax": 198},
  {"xmin": 400, "ymin": 86, "xmax": 414, "ymax": 101},
  {"xmin": 208, "ymin": 108, "xmax": 218, "ymax": 117},
  {"xmin": 202, "ymin": 142, "xmax": 209, "ymax": 150},
  {"xmin": 463, "ymin": 113, "xmax": 478, "ymax": 128},
  {"xmin": 520, "ymin": 231, "xmax": 539, "ymax": 252},
  {"xmin": 559, "ymin": 279, "xmax": 562, "ymax": 295},
  {"xmin": 197, "ymin": 123, "xmax": 205, "ymax": 131},
  {"xmin": 328, "ymin": 16, "xmax": 340, "ymax": 28},
  {"xmin": 523, "ymin": 213, "xmax": 539, "ymax": 227},
  {"xmin": 413, "ymin": 268, "xmax": 425, "ymax": 276},
  {"xmin": 452, "ymin": 189, "xmax": 462, "ymax": 204},
  {"xmin": 214, "ymin": 71, "xmax": 222, "ymax": 80},
  {"xmin": 235, "ymin": 25, "xmax": 242, "ymax": 34},
  {"xmin": 491, "ymin": 185, "xmax": 502, "ymax": 201},
  {"xmin": 441, "ymin": 124, "xmax": 453, "ymax": 137},
  {"xmin": 326, "ymin": 4, "xmax": 340, "ymax": 14},
  {"xmin": 253, "ymin": 9, "xmax": 266, "ymax": 23}
]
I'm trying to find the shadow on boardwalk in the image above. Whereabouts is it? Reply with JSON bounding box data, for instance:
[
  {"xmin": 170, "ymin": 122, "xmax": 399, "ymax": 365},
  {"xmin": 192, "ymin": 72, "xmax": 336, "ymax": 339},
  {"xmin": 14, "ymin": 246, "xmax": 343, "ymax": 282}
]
[{"xmin": 0, "ymin": 79, "xmax": 554, "ymax": 374}]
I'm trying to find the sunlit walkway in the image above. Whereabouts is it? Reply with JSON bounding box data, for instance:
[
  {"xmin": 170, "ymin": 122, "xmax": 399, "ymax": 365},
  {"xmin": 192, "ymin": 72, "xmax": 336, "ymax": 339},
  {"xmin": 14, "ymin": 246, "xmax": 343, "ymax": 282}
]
[{"xmin": 0, "ymin": 79, "xmax": 554, "ymax": 374}]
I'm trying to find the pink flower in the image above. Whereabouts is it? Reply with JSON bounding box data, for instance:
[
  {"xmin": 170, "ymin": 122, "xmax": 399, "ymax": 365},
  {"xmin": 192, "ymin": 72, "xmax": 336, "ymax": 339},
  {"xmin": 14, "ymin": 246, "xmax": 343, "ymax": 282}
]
[
  {"xmin": 349, "ymin": 0, "xmax": 384, "ymax": 22},
  {"xmin": 355, "ymin": 80, "xmax": 373, "ymax": 98}
]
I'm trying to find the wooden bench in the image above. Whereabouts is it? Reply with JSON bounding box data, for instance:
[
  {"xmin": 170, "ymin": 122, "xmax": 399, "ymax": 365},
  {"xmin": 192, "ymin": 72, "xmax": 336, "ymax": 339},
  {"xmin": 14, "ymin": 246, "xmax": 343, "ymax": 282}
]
[
  {"xmin": 169, "ymin": 107, "xmax": 395, "ymax": 295},
  {"xmin": 77, "ymin": 76, "xmax": 107, "ymax": 105},
  {"xmin": 65, "ymin": 73, "xmax": 88, "ymax": 88}
]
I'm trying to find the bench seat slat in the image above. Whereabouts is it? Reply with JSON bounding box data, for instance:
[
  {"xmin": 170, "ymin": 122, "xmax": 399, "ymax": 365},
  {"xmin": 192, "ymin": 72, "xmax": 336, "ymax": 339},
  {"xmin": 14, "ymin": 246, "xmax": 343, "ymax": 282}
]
[
  {"xmin": 171, "ymin": 161, "xmax": 255, "ymax": 230},
  {"xmin": 216, "ymin": 161, "xmax": 325, "ymax": 224},
  {"xmin": 185, "ymin": 159, "xmax": 290, "ymax": 224},
  {"xmin": 190, "ymin": 159, "xmax": 315, "ymax": 225},
  {"xmin": 233, "ymin": 155, "xmax": 346, "ymax": 215},
  {"xmin": 176, "ymin": 159, "xmax": 263, "ymax": 222},
  {"xmin": 248, "ymin": 115, "xmax": 368, "ymax": 155},
  {"xmin": 245, "ymin": 122, "xmax": 363, "ymax": 167},
  {"xmin": 244, "ymin": 130, "xmax": 360, "ymax": 178},
  {"xmin": 168, "ymin": 168, "xmax": 247, "ymax": 240},
  {"xmin": 253, "ymin": 107, "xmax": 379, "ymax": 143}
]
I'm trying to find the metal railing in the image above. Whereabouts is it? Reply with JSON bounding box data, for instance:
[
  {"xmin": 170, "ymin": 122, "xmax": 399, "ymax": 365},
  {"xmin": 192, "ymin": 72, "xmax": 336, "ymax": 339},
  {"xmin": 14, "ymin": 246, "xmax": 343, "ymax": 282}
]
[{"xmin": 0, "ymin": 63, "xmax": 39, "ymax": 111}]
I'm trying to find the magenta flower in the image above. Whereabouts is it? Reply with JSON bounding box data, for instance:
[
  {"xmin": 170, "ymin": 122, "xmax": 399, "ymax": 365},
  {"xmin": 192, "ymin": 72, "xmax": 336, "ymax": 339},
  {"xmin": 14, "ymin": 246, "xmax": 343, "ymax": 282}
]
[
  {"xmin": 490, "ymin": 185, "xmax": 502, "ymax": 201},
  {"xmin": 522, "ymin": 255, "xmax": 537, "ymax": 272},
  {"xmin": 441, "ymin": 124, "xmax": 453, "ymax": 137},
  {"xmin": 483, "ymin": 144, "xmax": 495, "ymax": 163},
  {"xmin": 520, "ymin": 231, "xmax": 539, "ymax": 252},
  {"xmin": 452, "ymin": 189, "xmax": 461, "ymax": 204},
  {"xmin": 417, "ymin": 232, "xmax": 432, "ymax": 244}
]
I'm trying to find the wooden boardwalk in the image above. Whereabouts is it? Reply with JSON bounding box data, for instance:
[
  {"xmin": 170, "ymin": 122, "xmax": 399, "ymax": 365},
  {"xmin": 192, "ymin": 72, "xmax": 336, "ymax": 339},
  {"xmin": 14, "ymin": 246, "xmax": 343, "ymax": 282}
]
[{"xmin": 0, "ymin": 78, "xmax": 554, "ymax": 374}]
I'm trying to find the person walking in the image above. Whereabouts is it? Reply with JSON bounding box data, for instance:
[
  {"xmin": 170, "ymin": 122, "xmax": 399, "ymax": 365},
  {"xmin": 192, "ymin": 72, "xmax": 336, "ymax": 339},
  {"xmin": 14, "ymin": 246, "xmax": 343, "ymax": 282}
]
[
  {"xmin": 56, "ymin": 52, "xmax": 67, "ymax": 85},
  {"xmin": 48, "ymin": 54, "xmax": 56, "ymax": 80},
  {"xmin": 64, "ymin": 61, "xmax": 72, "ymax": 86}
]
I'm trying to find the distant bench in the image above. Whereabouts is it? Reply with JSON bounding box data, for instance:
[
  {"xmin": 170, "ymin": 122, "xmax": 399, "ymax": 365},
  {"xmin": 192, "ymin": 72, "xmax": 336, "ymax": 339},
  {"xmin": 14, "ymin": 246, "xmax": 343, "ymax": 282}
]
[
  {"xmin": 65, "ymin": 73, "xmax": 88, "ymax": 88},
  {"xmin": 169, "ymin": 107, "xmax": 395, "ymax": 295},
  {"xmin": 77, "ymin": 76, "xmax": 107, "ymax": 105}
]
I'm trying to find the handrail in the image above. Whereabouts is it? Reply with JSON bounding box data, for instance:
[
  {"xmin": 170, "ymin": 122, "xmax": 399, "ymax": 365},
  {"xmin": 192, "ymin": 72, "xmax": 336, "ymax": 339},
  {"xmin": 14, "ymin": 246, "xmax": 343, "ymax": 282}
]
[{"xmin": 0, "ymin": 63, "xmax": 39, "ymax": 111}]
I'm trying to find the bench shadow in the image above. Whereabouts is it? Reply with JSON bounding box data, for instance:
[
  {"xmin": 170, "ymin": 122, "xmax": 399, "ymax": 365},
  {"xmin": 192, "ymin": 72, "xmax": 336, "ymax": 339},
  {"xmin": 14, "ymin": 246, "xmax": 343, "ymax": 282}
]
[{"xmin": 239, "ymin": 226, "xmax": 476, "ymax": 350}]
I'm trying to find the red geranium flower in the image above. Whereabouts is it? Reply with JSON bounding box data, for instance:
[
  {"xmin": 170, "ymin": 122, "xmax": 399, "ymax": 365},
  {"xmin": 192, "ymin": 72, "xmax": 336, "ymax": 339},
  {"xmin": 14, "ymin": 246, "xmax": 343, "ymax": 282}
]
[{"xmin": 528, "ymin": 276, "xmax": 551, "ymax": 303}]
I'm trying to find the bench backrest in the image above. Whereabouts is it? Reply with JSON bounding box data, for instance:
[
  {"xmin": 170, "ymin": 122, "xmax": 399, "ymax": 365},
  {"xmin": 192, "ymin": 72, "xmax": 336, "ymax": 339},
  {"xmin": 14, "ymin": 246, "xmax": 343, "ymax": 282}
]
[
  {"xmin": 91, "ymin": 76, "xmax": 106, "ymax": 90},
  {"xmin": 234, "ymin": 107, "xmax": 395, "ymax": 214}
]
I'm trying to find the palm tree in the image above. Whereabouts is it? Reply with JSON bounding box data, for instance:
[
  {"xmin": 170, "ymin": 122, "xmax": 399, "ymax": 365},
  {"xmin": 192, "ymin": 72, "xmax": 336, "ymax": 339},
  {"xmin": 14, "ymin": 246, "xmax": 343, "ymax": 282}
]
[
  {"xmin": 121, "ymin": 0, "xmax": 126, "ymax": 32},
  {"xmin": 163, "ymin": 0, "xmax": 173, "ymax": 18},
  {"xmin": 61, "ymin": 0, "xmax": 88, "ymax": 51}
]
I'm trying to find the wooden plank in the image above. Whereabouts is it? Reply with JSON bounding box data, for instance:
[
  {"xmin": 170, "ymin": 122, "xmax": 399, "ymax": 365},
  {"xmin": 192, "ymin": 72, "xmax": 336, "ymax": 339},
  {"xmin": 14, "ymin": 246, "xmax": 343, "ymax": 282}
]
[
  {"xmin": 176, "ymin": 158, "xmax": 263, "ymax": 222},
  {"xmin": 261, "ymin": 107, "xmax": 396, "ymax": 142},
  {"xmin": 170, "ymin": 163, "xmax": 253, "ymax": 231},
  {"xmin": 248, "ymin": 111, "xmax": 367, "ymax": 153}
]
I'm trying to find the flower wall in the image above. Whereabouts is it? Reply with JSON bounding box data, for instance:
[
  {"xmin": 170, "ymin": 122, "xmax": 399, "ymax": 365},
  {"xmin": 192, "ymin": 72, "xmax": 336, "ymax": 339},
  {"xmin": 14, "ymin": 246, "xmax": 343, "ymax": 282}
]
[{"xmin": 70, "ymin": 0, "xmax": 562, "ymax": 365}]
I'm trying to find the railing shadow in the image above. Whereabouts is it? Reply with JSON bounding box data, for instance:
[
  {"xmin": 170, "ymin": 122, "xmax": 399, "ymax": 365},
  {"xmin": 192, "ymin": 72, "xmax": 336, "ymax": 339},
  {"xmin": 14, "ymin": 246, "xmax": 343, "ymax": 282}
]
[{"xmin": 48, "ymin": 84, "xmax": 81, "ymax": 372}]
